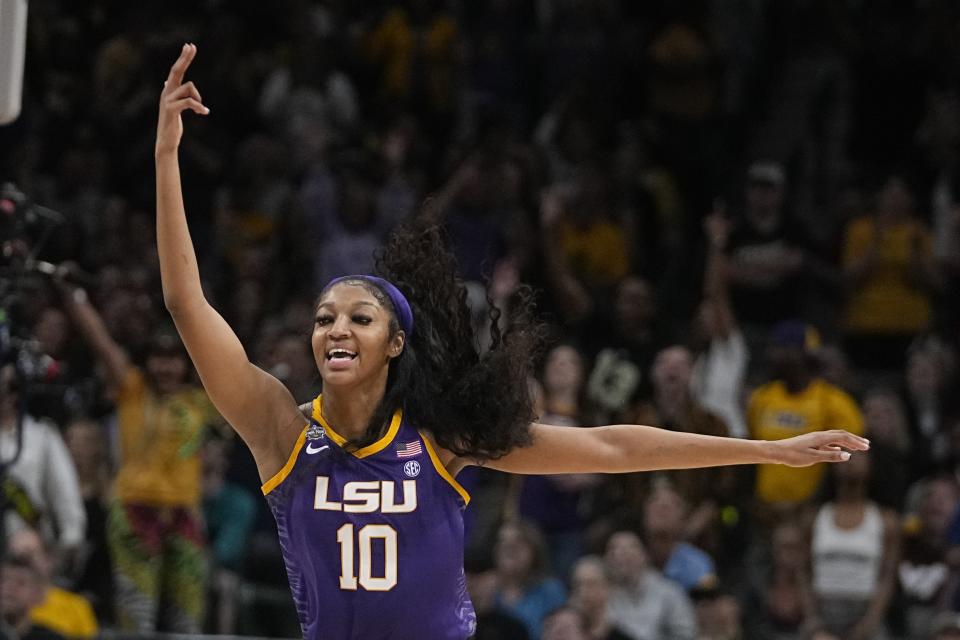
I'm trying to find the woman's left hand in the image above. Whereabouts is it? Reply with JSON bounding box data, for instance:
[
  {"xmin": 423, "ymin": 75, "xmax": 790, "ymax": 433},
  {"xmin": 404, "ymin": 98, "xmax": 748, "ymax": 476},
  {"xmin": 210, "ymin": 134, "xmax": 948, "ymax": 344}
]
[{"xmin": 769, "ymin": 430, "xmax": 870, "ymax": 467}]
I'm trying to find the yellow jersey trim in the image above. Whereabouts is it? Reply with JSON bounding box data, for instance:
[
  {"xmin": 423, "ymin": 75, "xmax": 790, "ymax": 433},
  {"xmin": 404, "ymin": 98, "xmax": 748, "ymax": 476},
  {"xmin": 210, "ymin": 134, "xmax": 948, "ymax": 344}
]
[
  {"xmin": 420, "ymin": 431, "xmax": 471, "ymax": 506},
  {"xmin": 312, "ymin": 395, "xmax": 403, "ymax": 459},
  {"xmin": 261, "ymin": 425, "xmax": 308, "ymax": 496}
]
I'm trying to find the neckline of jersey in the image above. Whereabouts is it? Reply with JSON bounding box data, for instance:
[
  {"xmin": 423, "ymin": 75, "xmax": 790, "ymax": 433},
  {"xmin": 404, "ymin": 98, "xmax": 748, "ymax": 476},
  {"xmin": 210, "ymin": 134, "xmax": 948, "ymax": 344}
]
[{"xmin": 311, "ymin": 395, "xmax": 403, "ymax": 459}]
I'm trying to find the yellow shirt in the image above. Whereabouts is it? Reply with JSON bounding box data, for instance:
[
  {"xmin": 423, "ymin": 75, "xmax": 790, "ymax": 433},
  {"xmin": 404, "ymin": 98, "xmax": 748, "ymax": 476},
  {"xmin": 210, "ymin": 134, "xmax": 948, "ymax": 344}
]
[
  {"xmin": 30, "ymin": 586, "xmax": 98, "ymax": 639},
  {"xmin": 365, "ymin": 8, "xmax": 458, "ymax": 110},
  {"xmin": 749, "ymin": 379, "xmax": 864, "ymax": 504},
  {"xmin": 558, "ymin": 219, "xmax": 630, "ymax": 287},
  {"xmin": 114, "ymin": 368, "xmax": 215, "ymax": 507},
  {"xmin": 842, "ymin": 216, "xmax": 933, "ymax": 334}
]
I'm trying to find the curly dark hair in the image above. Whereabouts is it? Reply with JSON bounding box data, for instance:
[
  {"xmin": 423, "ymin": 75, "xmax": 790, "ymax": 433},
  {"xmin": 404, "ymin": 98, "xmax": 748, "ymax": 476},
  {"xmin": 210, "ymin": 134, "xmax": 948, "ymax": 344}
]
[{"xmin": 320, "ymin": 219, "xmax": 545, "ymax": 461}]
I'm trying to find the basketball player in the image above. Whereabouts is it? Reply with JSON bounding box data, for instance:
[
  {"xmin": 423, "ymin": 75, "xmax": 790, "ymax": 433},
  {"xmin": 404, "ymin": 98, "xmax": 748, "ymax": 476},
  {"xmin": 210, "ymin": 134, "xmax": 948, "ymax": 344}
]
[{"xmin": 156, "ymin": 44, "xmax": 869, "ymax": 639}]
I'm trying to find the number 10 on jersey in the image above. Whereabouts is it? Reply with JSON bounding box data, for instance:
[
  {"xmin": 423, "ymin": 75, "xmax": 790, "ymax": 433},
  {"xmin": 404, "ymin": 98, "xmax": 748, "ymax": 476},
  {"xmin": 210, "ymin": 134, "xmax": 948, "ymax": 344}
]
[{"xmin": 337, "ymin": 523, "xmax": 398, "ymax": 591}]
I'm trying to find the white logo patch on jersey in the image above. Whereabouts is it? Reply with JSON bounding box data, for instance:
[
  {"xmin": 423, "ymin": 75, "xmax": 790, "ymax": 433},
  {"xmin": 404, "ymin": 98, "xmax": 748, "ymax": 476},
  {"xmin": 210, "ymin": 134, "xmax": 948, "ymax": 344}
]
[{"xmin": 403, "ymin": 460, "xmax": 421, "ymax": 478}]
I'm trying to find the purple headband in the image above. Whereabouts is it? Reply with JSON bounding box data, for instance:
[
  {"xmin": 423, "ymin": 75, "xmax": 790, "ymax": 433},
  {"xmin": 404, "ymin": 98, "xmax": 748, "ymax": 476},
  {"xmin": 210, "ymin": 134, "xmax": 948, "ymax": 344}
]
[{"xmin": 326, "ymin": 275, "xmax": 414, "ymax": 336}]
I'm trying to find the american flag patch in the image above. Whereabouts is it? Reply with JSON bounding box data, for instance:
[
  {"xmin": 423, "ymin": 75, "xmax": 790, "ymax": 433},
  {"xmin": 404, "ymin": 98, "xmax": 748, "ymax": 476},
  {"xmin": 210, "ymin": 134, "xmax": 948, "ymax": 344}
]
[{"xmin": 396, "ymin": 440, "xmax": 422, "ymax": 458}]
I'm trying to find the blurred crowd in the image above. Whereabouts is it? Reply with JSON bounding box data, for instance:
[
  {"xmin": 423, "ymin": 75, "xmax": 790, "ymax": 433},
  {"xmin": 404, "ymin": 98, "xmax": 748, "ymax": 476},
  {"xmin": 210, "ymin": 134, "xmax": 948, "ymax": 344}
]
[{"xmin": 1, "ymin": 0, "xmax": 960, "ymax": 639}]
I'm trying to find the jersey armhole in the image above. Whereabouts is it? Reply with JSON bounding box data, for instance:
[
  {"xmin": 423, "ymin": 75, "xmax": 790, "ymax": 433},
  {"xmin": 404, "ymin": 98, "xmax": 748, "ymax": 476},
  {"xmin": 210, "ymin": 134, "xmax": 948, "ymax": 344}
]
[
  {"xmin": 261, "ymin": 424, "xmax": 309, "ymax": 496},
  {"xmin": 419, "ymin": 431, "xmax": 471, "ymax": 506}
]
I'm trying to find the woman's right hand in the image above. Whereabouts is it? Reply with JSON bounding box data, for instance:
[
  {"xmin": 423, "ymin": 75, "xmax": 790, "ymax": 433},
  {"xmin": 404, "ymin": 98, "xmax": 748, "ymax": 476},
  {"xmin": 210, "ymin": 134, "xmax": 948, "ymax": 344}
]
[{"xmin": 155, "ymin": 43, "xmax": 209, "ymax": 157}]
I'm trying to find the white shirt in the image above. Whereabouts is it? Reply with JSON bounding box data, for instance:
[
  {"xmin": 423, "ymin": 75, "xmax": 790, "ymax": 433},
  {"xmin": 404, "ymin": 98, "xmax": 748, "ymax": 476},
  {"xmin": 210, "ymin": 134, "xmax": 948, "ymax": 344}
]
[
  {"xmin": 0, "ymin": 415, "xmax": 86, "ymax": 548},
  {"xmin": 691, "ymin": 331, "xmax": 749, "ymax": 437},
  {"xmin": 607, "ymin": 571, "xmax": 698, "ymax": 640},
  {"xmin": 813, "ymin": 503, "xmax": 884, "ymax": 599}
]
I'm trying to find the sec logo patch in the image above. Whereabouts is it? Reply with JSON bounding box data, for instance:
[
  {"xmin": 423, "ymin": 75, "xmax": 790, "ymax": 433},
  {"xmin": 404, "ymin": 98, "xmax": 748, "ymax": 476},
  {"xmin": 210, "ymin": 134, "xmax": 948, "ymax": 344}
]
[{"xmin": 403, "ymin": 460, "xmax": 421, "ymax": 478}]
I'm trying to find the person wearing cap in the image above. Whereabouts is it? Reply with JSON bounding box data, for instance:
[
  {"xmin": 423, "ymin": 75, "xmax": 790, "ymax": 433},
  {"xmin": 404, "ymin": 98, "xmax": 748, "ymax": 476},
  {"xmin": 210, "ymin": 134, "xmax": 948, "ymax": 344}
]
[
  {"xmin": 725, "ymin": 161, "xmax": 836, "ymax": 333},
  {"xmin": 59, "ymin": 283, "xmax": 218, "ymax": 632},
  {"xmin": 747, "ymin": 320, "xmax": 865, "ymax": 519}
]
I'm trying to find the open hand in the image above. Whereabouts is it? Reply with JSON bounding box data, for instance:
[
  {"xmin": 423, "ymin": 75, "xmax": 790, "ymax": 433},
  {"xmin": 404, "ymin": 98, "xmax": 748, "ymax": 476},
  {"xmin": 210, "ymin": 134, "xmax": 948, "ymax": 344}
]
[
  {"xmin": 156, "ymin": 43, "xmax": 209, "ymax": 157},
  {"xmin": 769, "ymin": 429, "xmax": 870, "ymax": 467}
]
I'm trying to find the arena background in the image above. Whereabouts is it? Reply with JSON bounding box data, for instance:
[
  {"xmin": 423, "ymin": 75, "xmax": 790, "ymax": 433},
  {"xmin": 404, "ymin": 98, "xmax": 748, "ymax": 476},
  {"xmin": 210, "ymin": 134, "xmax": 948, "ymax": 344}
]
[{"xmin": 1, "ymin": 1, "xmax": 959, "ymax": 639}]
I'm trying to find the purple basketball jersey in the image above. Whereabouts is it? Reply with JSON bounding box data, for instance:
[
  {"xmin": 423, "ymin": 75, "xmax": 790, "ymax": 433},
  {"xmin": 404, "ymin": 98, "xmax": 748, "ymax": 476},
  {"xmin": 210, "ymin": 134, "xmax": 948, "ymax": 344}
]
[{"xmin": 262, "ymin": 398, "xmax": 476, "ymax": 639}]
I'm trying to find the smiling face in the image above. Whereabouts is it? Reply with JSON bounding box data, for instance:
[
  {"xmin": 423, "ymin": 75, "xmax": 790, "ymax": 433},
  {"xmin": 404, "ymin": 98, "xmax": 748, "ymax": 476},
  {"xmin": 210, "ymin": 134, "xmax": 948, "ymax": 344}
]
[{"xmin": 312, "ymin": 282, "xmax": 405, "ymax": 389}]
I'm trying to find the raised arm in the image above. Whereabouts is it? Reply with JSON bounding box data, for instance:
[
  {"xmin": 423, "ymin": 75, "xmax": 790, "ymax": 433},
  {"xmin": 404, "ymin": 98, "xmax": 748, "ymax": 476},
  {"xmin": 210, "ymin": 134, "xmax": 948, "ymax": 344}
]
[
  {"xmin": 483, "ymin": 422, "xmax": 869, "ymax": 475},
  {"xmin": 539, "ymin": 185, "xmax": 593, "ymax": 322},
  {"xmin": 58, "ymin": 283, "xmax": 131, "ymax": 397},
  {"xmin": 701, "ymin": 203, "xmax": 737, "ymax": 339},
  {"xmin": 155, "ymin": 44, "xmax": 302, "ymax": 478}
]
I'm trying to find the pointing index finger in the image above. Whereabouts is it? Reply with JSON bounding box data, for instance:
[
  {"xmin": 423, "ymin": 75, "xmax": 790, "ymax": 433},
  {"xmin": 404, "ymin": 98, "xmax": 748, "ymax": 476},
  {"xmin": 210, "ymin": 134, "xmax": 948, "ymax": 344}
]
[{"xmin": 166, "ymin": 43, "xmax": 197, "ymax": 88}]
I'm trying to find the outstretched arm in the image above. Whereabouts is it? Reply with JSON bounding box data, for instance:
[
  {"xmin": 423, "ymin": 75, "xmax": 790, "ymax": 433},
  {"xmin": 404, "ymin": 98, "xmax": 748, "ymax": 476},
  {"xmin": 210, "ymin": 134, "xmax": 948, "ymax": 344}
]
[
  {"xmin": 155, "ymin": 44, "xmax": 302, "ymax": 478},
  {"xmin": 483, "ymin": 423, "xmax": 869, "ymax": 475}
]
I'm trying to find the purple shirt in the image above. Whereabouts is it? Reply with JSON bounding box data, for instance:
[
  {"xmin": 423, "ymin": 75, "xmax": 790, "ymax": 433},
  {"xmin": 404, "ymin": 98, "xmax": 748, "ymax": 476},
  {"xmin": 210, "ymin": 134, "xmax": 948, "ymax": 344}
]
[{"xmin": 263, "ymin": 399, "xmax": 476, "ymax": 639}]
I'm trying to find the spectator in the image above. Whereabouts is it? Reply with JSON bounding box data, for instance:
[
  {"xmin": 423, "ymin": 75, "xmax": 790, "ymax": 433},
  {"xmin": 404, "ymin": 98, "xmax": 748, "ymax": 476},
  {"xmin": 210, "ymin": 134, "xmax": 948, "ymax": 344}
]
[
  {"xmin": 467, "ymin": 557, "xmax": 529, "ymax": 640},
  {"xmin": 693, "ymin": 590, "xmax": 744, "ymax": 640},
  {"xmin": 809, "ymin": 453, "xmax": 899, "ymax": 639},
  {"xmin": 8, "ymin": 527, "xmax": 98, "ymax": 639},
  {"xmin": 748, "ymin": 321, "xmax": 864, "ymax": 520},
  {"xmin": 493, "ymin": 520, "xmax": 567, "ymax": 639},
  {"xmin": 25, "ymin": 306, "xmax": 79, "ymax": 425},
  {"xmin": 899, "ymin": 476, "xmax": 959, "ymax": 640},
  {"xmin": 363, "ymin": 1, "xmax": 461, "ymax": 131},
  {"xmin": 604, "ymin": 530, "xmax": 697, "ymax": 640},
  {"xmin": 861, "ymin": 388, "xmax": 912, "ymax": 510},
  {"xmin": 726, "ymin": 162, "xmax": 832, "ymax": 331},
  {"xmin": 0, "ymin": 365, "xmax": 87, "ymax": 566},
  {"xmin": 518, "ymin": 344, "xmax": 601, "ymax": 579},
  {"xmin": 60, "ymin": 284, "xmax": 215, "ymax": 633},
  {"xmin": 568, "ymin": 556, "xmax": 632, "ymax": 640},
  {"xmin": 301, "ymin": 160, "xmax": 407, "ymax": 290},
  {"xmin": 642, "ymin": 482, "xmax": 718, "ymax": 593},
  {"xmin": 932, "ymin": 612, "xmax": 960, "ymax": 640},
  {"xmin": 743, "ymin": 522, "xmax": 812, "ymax": 640},
  {"xmin": 917, "ymin": 84, "xmax": 960, "ymax": 334},
  {"xmin": 549, "ymin": 165, "xmax": 631, "ymax": 290},
  {"xmin": 1, "ymin": 555, "xmax": 65, "ymax": 640},
  {"xmin": 202, "ymin": 431, "xmax": 256, "ymax": 634},
  {"xmin": 537, "ymin": 167, "xmax": 639, "ymax": 349},
  {"xmin": 63, "ymin": 418, "xmax": 114, "ymax": 624},
  {"xmin": 541, "ymin": 606, "xmax": 591, "ymax": 640},
  {"xmin": 586, "ymin": 276, "xmax": 666, "ymax": 418},
  {"xmin": 691, "ymin": 205, "xmax": 749, "ymax": 439},
  {"xmin": 902, "ymin": 337, "xmax": 958, "ymax": 480},
  {"xmin": 262, "ymin": 329, "xmax": 320, "ymax": 403},
  {"xmin": 422, "ymin": 154, "xmax": 511, "ymax": 284},
  {"xmin": 628, "ymin": 347, "xmax": 743, "ymax": 554},
  {"xmin": 842, "ymin": 175, "xmax": 943, "ymax": 369}
]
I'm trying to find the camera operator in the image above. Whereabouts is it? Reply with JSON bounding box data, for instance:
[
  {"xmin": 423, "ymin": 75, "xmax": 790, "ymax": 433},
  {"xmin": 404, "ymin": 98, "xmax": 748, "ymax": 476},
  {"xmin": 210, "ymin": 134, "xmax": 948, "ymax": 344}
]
[{"xmin": 0, "ymin": 365, "xmax": 87, "ymax": 576}]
